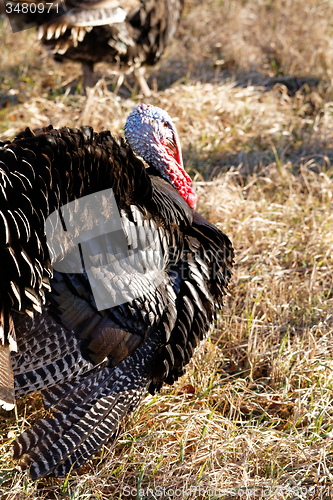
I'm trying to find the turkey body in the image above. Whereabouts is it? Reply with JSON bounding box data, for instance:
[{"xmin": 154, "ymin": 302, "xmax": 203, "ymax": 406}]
[
  {"xmin": 7, "ymin": 0, "xmax": 184, "ymax": 93},
  {"xmin": 0, "ymin": 119, "xmax": 233, "ymax": 478}
]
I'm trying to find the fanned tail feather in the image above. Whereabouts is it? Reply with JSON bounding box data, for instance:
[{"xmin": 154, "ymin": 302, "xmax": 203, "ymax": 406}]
[
  {"xmin": 0, "ymin": 344, "xmax": 15, "ymax": 410},
  {"xmin": 0, "ymin": 306, "xmax": 17, "ymax": 410}
]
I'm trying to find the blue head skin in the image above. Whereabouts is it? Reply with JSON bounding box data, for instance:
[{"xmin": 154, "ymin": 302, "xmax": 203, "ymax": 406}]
[{"xmin": 124, "ymin": 104, "xmax": 197, "ymax": 209}]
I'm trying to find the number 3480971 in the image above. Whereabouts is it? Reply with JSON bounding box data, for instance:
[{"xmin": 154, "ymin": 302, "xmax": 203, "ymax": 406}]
[{"xmin": 5, "ymin": 2, "xmax": 59, "ymax": 13}]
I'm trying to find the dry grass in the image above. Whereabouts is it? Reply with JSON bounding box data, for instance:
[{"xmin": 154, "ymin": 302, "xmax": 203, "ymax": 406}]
[
  {"xmin": 174, "ymin": 0, "xmax": 333, "ymax": 82},
  {"xmin": 1, "ymin": 0, "xmax": 333, "ymax": 498}
]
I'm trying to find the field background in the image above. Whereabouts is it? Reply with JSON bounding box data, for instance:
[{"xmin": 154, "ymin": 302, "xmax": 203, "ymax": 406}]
[{"xmin": 1, "ymin": 0, "xmax": 333, "ymax": 498}]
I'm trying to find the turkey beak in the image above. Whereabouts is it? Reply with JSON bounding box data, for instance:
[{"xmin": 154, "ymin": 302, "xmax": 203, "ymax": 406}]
[
  {"xmin": 166, "ymin": 137, "xmax": 177, "ymax": 157},
  {"xmin": 167, "ymin": 125, "xmax": 184, "ymax": 170}
]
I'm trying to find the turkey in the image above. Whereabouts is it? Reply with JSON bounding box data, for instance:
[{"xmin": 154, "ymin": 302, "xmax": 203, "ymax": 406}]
[
  {"xmin": 0, "ymin": 103, "xmax": 233, "ymax": 479},
  {"xmin": 6, "ymin": 0, "xmax": 184, "ymax": 94}
]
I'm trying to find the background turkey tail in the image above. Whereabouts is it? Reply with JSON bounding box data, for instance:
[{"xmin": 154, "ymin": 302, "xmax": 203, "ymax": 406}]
[{"xmin": 12, "ymin": 334, "xmax": 161, "ymax": 479}]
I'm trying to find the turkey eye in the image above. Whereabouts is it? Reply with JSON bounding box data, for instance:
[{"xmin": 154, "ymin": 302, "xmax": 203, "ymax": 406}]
[{"xmin": 163, "ymin": 121, "xmax": 170, "ymax": 128}]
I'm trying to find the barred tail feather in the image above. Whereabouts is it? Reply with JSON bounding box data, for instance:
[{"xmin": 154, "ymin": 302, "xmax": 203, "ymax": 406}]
[
  {"xmin": 38, "ymin": 389, "xmax": 145, "ymax": 479},
  {"xmin": 12, "ymin": 335, "xmax": 160, "ymax": 478},
  {"xmin": 12, "ymin": 311, "xmax": 95, "ymax": 398}
]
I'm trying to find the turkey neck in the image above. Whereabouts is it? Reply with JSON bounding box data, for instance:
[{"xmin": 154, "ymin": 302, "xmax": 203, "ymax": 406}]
[{"xmin": 149, "ymin": 143, "xmax": 197, "ymax": 210}]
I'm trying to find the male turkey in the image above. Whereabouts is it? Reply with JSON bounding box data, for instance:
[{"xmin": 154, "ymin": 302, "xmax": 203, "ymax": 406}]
[
  {"xmin": 0, "ymin": 104, "xmax": 233, "ymax": 478},
  {"xmin": 6, "ymin": 0, "xmax": 184, "ymax": 94}
]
